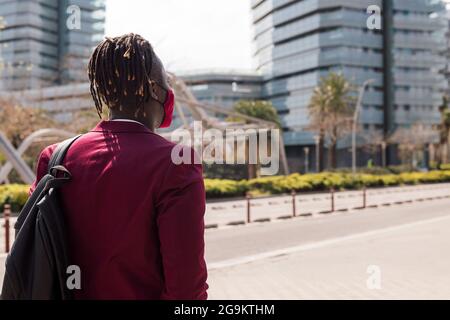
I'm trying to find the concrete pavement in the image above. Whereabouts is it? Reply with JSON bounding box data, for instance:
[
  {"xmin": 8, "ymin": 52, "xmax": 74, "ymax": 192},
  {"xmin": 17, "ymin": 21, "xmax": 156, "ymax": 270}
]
[
  {"xmin": 206, "ymin": 198, "xmax": 450, "ymax": 299},
  {"xmin": 205, "ymin": 183, "xmax": 450, "ymax": 227}
]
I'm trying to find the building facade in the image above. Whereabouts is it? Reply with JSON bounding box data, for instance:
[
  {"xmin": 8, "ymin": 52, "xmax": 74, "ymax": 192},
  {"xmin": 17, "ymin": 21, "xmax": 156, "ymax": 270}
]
[
  {"xmin": 445, "ymin": 5, "xmax": 450, "ymax": 98},
  {"xmin": 179, "ymin": 70, "xmax": 263, "ymax": 109},
  {"xmin": 170, "ymin": 70, "xmax": 263, "ymax": 128},
  {"xmin": 251, "ymin": 0, "xmax": 448, "ymax": 169},
  {"xmin": 0, "ymin": 0, "xmax": 105, "ymax": 91}
]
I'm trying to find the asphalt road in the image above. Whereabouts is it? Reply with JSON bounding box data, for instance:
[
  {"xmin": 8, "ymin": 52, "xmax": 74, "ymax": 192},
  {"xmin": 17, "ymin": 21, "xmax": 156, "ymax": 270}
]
[
  {"xmin": 205, "ymin": 195, "xmax": 450, "ymax": 264},
  {"xmin": 206, "ymin": 198, "xmax": 450, "ymax": 299}
]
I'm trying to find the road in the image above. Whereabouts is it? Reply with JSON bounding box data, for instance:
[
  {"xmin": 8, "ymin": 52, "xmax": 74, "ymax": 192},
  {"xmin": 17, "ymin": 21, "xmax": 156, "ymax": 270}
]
[
  {"xmin": 206, "ymin": 198, "xmax": 450, "ymax": 299},
  {"xmin": 1, "ymin": 184, "xmax": 449, "ymax": 299}
]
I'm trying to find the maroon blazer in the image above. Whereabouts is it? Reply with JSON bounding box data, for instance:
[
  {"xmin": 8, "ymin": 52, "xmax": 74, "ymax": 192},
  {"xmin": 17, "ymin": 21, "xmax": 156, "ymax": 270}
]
[{"xmin": 30, "ymin": 120, "xmax": 208, "ymax": 300}]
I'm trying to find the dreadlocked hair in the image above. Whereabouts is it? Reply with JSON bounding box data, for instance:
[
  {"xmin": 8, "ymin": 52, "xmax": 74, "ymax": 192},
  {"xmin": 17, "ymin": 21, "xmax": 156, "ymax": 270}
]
[{"xmin": 88, "ymin": 33, "xmax": 157, "ymax": 118}]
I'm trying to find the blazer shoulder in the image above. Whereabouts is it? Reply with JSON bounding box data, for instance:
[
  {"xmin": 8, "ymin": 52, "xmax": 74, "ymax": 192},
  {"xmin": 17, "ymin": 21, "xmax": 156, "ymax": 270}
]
[{"xmin": 36, "ymin": 144, "xmax": 59, "ymax": 172}]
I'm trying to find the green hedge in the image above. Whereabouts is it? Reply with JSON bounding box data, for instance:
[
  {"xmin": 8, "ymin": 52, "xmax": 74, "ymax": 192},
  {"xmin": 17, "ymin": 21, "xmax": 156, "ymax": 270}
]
[
  {"xmin": 204, "ymin": 170, "xmax": 450, "ymax": 199},
  {"xmin": 0, "ymin": 184, "xmax": 29, "ymax": 213},
  {"xmin": 2, "ymin": 171, "xmax": 450, "ymax": 210}
]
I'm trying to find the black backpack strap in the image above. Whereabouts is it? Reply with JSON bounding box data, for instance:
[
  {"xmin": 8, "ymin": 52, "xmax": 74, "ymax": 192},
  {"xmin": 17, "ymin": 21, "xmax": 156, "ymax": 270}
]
[
  {"xmin": 47, "ymin": 135, "xmax": 82, "ymax": 174},
  {"xmin": 14, "ymin": 135, "xmax": 82, "ymax": 236},
  {"xmin": 14, "ymin": 174, "xmax": 53, "ymax": 234}
]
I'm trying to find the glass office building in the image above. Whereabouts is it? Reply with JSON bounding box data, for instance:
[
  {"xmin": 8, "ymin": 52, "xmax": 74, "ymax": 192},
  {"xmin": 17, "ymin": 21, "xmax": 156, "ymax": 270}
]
[
  {"xmin": 251, "ymin": 0, "xmax": 448, "ymax": 168},
  {"xmin": 0, "ymin": 0, "xmax": 105, "ymax": 91},
  {"xmin": 164, "ymin": 70, "xmax": 264, "ymax": 129},
  {"xmin": 180, "ymin": 70, "xmax": 263, "ymax": 109}
]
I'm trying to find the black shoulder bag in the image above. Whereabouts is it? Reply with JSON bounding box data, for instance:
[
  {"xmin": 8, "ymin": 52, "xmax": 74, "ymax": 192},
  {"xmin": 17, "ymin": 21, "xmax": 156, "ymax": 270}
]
[{"xmin": 1, "ymin": 135, "xmax": 82, "ymax": 300}]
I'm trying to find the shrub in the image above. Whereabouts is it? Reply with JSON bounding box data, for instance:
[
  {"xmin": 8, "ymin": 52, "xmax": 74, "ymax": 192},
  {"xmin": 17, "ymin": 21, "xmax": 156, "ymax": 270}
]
[
  {"xmin": 2, "ymin": 170, "xmax": 450, "ymax": 207},
  {"xmin": 204, "ymin": 179, "xmax": 249, "ymax": 198},
  {"xmin": 0, "ymin": 184, "xmax": 29, "ymax": 213}
]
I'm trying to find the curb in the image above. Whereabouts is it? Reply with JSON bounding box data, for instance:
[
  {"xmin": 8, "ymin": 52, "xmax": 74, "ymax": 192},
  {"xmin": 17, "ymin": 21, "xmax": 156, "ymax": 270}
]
[
  {"xmin": 298, "ymin": 213, "xmax": 313, "ymax": 217},
  {"xmin": 206, "ymin": 194, "xmax": 450, "ymax": 230},
  {"xmin": 277, "ymin": 215, "xmax": 293, "ymax": 220},
  {"xmin": 226, "ymin": 220, "xmax": 246, "ymax": 226}
]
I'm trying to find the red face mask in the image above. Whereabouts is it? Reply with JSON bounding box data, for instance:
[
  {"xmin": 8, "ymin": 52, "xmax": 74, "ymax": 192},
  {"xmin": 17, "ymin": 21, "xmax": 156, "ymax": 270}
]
[{"xmin": 159, "ymin": 89, "xmax": 175, "ymax": 128}]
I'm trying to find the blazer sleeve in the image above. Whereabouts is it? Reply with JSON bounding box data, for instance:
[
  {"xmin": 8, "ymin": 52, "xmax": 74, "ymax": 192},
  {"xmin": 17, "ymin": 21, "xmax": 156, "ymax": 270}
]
[
  {"xmin": 29, "ymin": 144, "xmax": 57, "ymax": 195},
  {"xmin": 156, "ymin": 152, "xmax": 208, "ymax": 300}
]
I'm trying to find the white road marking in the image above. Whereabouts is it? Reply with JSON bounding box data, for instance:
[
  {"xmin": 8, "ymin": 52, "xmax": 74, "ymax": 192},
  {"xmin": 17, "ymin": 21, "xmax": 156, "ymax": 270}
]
[{"xmin": 208, "ymin": 213, "xmax": 450, "ymax": 270}]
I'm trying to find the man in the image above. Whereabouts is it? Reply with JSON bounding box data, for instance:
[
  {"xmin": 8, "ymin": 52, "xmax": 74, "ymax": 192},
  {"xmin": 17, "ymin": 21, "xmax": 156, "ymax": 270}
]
[{"xmin": 30, "ymin": 34, "xmax": 208, "ymax": 300}]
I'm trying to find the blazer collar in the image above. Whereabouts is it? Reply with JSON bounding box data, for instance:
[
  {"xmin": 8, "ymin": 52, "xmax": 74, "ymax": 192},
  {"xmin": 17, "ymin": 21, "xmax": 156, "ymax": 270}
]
[{"xmin": 91, "ymin": 120, "xmax": 155, "ymax": 134}]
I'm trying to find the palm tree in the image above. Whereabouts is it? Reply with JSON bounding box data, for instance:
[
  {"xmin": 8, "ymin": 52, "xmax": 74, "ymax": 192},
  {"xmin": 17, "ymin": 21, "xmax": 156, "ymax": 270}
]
[
  {"xmin": 308, "ymin": 72, "xmax": 354, "ymax": 169},
  {"xmin": 308, "ymin": 85, "xmax": 328, "ymax": 171},
  {"xmin": 438, "ymin": 96, "xmax": 450, "ymax": 168}
]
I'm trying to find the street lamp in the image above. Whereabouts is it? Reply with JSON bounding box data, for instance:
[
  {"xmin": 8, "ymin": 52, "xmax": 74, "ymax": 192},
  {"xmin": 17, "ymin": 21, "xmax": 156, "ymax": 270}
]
[
  {"xmin": 304, "ymin": 147, "xmax": 310, "ymax": 173},
  {"xmin": 381, "ymin": 141, "xmax": 387, "ymax": 168},
  {"xmin": 313, "ymin": 135, "xmax": 321, "ymax": 173},
  {"xmin": 352, "ymin": 79, "xmax": 375, "ymax": 175}
]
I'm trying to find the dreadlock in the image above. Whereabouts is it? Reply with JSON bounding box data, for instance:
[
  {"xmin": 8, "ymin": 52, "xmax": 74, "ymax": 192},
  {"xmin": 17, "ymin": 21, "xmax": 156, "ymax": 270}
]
[{"xmin": 88, "ymin": 33, "xmax": 159, "ymax": 118}]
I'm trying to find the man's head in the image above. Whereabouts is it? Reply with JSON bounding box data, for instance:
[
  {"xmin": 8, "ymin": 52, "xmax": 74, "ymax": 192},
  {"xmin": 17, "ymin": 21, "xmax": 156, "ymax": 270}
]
[{"xmin": 88, "ymin": 33, "xmax": 174, "ymax": 130}]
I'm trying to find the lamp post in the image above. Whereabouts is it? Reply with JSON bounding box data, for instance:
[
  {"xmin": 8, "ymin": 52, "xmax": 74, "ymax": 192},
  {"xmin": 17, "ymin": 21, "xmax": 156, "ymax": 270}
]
[
  {"xmin": 352, "ymin": 79, "xmax": 375, "ymax": 175},
  {"xmin": 304, "ymin": 147, "xmax": 310, "ymax": 173},
  {"xmin": 314, "ymin": 135, "xmax": 320, "ymax": 172},
  {"xmin": 381, "ymin": 141, "xmax": 387, "ymax": 168}
]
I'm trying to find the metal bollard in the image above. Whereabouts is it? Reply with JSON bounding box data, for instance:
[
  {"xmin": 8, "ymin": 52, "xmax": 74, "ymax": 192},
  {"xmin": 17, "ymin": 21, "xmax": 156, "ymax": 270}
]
[
  {"xmin": 292, "ymin": 190, "xmax": 297, "ymax": 217},
  {"xmin": 363, "ymin": 186, "xmax": 367, "ymax": 209},
  {"xmin": 331, "ymin": 188, "xmax": 335, "ymax": 212},
  {"xmin": 246, "ymin": 193, "xmax": 251, "ymax": 224},
  {"xmin": 3, "ymin": 204, "xmax": 11, "ymax": 253}
]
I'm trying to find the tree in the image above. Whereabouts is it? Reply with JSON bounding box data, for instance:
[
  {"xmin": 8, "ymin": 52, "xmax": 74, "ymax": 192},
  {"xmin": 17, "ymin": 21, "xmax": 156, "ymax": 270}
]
[
  {"xmin": 361, "ymin": 128, "xmax": 385, "ymax": 166},
  {"xmin": 0, "ymin": 98, "xmax": 57, "ymax": 182},
  {"xmin": 227, "ymin": 100, "xmax": 281, "ymax": 127},
  {"xmin": 227, "ymin": 100, "xmax": 280, "ymax": 179},
  {"xmin": 307, "ymin": 83, "xmax": 329, "ymax": 172},
  {"xmin": 66, "ymin": 109, "xmax": 102, "ymax": 134},
  {"xmin": 437, "ymin": 96, "xmax": 450, "ymax": 168},
  {"xmin": 308, "ymin": 72, "xmax": 355, "ymax": 169},
  {"xmin": 389, "ymin": 123, "xmax": 436, "ymax": 168},
  {"xmin": 0, "ymin": 15, "xmax": 6, "ymax": 81},
  {"xmin": 0, "ymin": 98, "xmax": 55, "ymax": 148}
]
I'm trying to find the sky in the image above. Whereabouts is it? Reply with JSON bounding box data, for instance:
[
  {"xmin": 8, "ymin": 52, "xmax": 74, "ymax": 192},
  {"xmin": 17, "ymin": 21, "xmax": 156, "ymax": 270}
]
[{"xmin": 105, "ymin": 0, "xmax": 255, "ymax": 73}]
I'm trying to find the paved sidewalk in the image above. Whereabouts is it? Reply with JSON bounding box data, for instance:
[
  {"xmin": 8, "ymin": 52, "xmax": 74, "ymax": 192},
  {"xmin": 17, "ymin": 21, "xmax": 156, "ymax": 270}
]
[
  {"xmin": 205, "ymin": 183, "xmax": 450, "ymax": 227},
  {"xmin": 207, "ymin": 213, "xmax": 450, "ymax": 300}
]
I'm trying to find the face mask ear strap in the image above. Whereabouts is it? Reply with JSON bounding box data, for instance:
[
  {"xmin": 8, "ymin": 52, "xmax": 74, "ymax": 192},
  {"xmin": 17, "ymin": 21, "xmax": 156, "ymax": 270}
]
[{"xmin": 159, "ymin": 89, "xmax": 175, "ymax": 128}]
